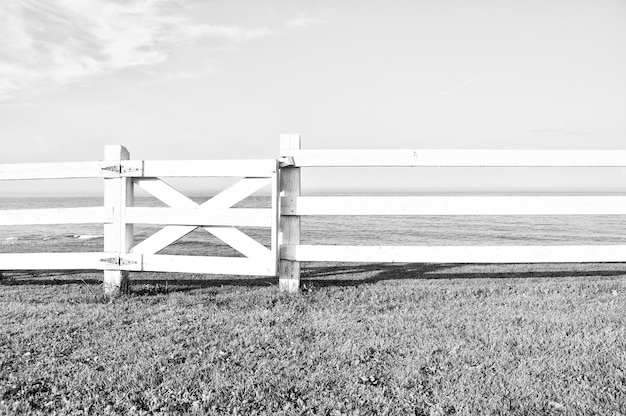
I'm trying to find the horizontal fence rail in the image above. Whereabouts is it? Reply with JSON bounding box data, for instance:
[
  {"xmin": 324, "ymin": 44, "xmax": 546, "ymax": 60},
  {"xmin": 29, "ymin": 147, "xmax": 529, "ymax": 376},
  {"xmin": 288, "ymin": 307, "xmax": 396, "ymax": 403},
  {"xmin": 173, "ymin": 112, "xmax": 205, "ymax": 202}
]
[
  {"xmin": 0, "ymin": 159, "xmax": 277, "ymax": 181},
  {"xmin": 142, "ymin": 160, "xmax": 277, "ymax": 178},
  {"xmin": 281, "ymin": 245, "xmax": 626, "ymax": 263},
  {"xmin": 0, "ymin": 161, "xmax": 114, "ymax": 180},
  {"xmin": 125, "ymin": 207, "xmax": 273, "ymax": 227},
  {"xmin": 282, "ymin": 196, "xmax": 626, "ymax": 216},
  {"xmin": 141, "ymin": 255, "xmax": 275, "ymax": 276},
  {"xmin": 282, "ymin": 149, "xmax": 626, "ymax": 167},
  {"xmin": 0, "ymin": 207, "xmax": 112, "ymax": 225},
  {"xmin": 0, "ymin": 253, "xmax": 113, "ymax": 270}
]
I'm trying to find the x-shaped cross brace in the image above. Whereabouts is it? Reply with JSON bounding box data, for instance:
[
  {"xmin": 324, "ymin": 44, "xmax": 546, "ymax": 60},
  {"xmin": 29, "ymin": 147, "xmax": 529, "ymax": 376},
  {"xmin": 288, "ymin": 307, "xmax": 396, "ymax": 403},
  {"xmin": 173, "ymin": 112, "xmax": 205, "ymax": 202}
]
[{"xmin": 130, "ymin": 177, "xmax": 272, "ymax": 259}]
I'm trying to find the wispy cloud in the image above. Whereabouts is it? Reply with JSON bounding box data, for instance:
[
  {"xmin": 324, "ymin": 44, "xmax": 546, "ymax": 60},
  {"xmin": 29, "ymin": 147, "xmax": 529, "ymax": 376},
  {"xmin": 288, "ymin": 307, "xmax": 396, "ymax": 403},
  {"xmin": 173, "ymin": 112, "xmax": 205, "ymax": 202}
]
[
  {"xmin": 0, "ymin": 0, "xmax": 271, "ymax": 101},
  {"xmin": 285, "ymin": 16, "xmax": 325, "ymax": 29},
  {"xmin": 184, "ymin": 24, "xmax": 272, "ymax": 41}
]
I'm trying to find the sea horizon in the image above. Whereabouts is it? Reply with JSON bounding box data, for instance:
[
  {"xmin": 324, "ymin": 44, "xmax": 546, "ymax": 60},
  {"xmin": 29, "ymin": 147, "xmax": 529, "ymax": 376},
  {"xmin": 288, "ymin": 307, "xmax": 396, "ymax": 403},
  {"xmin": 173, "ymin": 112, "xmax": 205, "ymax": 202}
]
[{"xmin": 2, "ymin": 195, "xmax": 626, "ymax": 252}]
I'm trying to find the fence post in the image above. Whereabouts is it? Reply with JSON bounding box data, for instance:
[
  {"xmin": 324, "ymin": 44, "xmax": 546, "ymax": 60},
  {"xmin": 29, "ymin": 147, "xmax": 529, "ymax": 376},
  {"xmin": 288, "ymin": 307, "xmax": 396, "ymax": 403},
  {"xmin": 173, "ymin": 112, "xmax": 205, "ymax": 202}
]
[
  {"xmin": 103, "ymin": 145, "xmax": 133, "ymax": 296},
  {"xmin": 279, "ymin": 134, "xmax": 301, "ymax": 292}
]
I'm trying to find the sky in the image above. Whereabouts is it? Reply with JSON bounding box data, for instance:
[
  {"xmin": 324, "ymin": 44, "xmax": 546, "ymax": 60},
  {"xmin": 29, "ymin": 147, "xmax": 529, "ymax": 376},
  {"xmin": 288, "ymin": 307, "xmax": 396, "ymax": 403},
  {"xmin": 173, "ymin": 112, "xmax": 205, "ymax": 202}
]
[{"xmin": 1, "ymin": 0, "xmax": 625, "ymax": 196}]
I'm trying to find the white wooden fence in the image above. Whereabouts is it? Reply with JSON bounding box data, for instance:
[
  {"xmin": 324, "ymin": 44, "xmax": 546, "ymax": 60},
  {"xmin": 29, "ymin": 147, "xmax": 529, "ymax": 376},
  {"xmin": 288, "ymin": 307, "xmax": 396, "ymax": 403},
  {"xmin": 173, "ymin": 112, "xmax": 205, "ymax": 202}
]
[
  {"xmin": 2, "ymin": 138, "xmax": 626, "ymax": 295},
  {"xmin": 0, "ymin": 145, "xmax": 279, "ymax": 296},
  {"xmin": 278, "ymin": 135, "xmax": 626, "ymax": 292}
]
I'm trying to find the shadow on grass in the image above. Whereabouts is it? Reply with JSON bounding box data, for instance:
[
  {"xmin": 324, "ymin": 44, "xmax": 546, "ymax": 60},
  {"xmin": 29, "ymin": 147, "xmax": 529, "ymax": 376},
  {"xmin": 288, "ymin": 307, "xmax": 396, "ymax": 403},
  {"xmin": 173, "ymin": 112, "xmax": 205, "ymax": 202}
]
[
  {"xmin": 0, "ymin": 270, "xmax": 101, "ymax": 286},
  {"xmin": 301, "ymin": 263, "xmax": 626, "ymax": 287},
  {"xmin": 2, "ymin": 263, "xmax": 625, "ymax": 293}
]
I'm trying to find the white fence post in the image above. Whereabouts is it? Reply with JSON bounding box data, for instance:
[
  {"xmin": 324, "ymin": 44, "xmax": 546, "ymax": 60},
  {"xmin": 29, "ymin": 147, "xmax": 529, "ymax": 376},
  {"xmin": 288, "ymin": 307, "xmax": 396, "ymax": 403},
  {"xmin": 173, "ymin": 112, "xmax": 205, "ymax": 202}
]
[
  {"xmin": 279, "ymin": 134, "xmax": 301, "ymax": 292},
  {"xmin": 103, "ymin": 145, "xmax": 133, "ymax": 296}
]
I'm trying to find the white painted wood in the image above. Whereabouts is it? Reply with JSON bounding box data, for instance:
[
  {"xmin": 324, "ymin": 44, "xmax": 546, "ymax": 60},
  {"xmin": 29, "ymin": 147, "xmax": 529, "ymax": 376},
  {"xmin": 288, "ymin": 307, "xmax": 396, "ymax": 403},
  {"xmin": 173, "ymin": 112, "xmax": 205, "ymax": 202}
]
[
  {"xmin": 126, "ymin": 207, "xmax": 272, "ymax": 226},
  {"xmin": 279, "ymin": 134, "xmax": 301, "ymax": 292},
  {"xmin": 0, "ymin": 207, "xmax": 111, "ymax": 225},
  {"xmin": 206, "ymin": 228, "xmax": 272, "ymax": 259},
  {"xmin": 0, "ymin": 162, "xmax": 105, "ymax": 180},
  {"xmin": 204, "ymin": 177, "xmax": 272, "ymax": 207},
  {"xmin": 131, "ymin": 224, "xmax": 271, "ymax": 259},
  {"xmin": 286, "ymin": 149, "xmax": 626, "ymax": 167},
  {"xmin": 100, "ymin": 253, "xmax": 143, "ymax": 271},
  {"xmin": 270, "ymin": 160, "xmax": 280, "ymax": 275},
  {"xmin": 132, "ymin": 177, "xmax": 272, "ymax": 258},
  {"xmin": 103, "ymin": 145, "xmax": 133, "ymax": 296},
  {"xmin": 136, "ymin": 177, "xmax": 271, "ymax": 208},
  {"xmin": 0, "ymin": 253, "xmax": 108, "ymax": 270},
  {"xmin": 141, "ymin": 254, "xmax": 274, "ymax": 276},
  {"xmin": 117, "ymin": 160, "xmax": 144, "ymax": 177},
  {"xmin": 142, "ymin": 160, "xmax": 276, "ymax": 178},
  {"xmin": 134, "ymin": 177, "xmax": 197, "ymax": 207},
  {"xmin": 283, "ymin": 196, "xmax": 626, "ymax": 216},
  {"xmin": 282, "ymin": 245, "xmax": 626, "ymax": 263},
  {"xmin": 130, "ymin": 226, "xmax": 197, "ymax": 255}
]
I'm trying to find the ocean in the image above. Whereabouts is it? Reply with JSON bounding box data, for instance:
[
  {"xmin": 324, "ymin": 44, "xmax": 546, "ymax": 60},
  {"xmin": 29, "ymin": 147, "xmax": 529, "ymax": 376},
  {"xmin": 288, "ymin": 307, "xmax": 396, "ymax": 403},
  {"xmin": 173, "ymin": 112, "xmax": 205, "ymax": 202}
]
[{"xmin": 2, "ymin": 196, "xmax": 626, "ymax": 254}]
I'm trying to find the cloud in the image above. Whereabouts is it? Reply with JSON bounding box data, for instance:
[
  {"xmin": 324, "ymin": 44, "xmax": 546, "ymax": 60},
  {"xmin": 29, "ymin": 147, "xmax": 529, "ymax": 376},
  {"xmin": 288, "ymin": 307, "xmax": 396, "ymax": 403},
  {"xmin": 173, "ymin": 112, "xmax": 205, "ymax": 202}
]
[
  {"xmin": 184, "ymin": 24, "xmax": 272, "ymax": 41},
  {"xmin": 0, "ymin": 0, "xmax": 271, "ymax": 101},
  {"xmin": 285, "ymin": 16, "xmax": 325, "ymax": 29}
]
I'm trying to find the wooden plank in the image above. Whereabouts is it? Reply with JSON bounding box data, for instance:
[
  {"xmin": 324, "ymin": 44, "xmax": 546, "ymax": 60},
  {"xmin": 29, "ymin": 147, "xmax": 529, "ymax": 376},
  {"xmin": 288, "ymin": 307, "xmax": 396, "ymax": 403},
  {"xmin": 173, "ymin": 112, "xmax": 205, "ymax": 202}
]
[
  {"xmin": 283, "ymin": 196, "xmax": 626, "ymax": 216},
  {"xmin": 103, "ymin": 145, "xmax": 133, "ymax": 296},
  {"xmin": 279, "ymin": 134, "xmax": 301, "ymax": 292},
  {"xmin": 0, "ymin": 207, "xmax": 112, "ymax": 225},
  {"xmin": 131, "ymin": 224, "xmax": 272, "ymax": 259},
  {"xmin": 195, "ymin": 178, "xmax": 272, "ymax": 259},
  {"xmin": 285, "ymin": 149, "xmax": 626, "ymax": 167},
  {"xmin": 130, "ymin": 225, "xmax": 197, "ymax": 255},
  {"xmin": 126, "ymin": 207, "xmax": 272, "ymax": 227},
  {"xmin": 270, "ymin": 160, "xmax": 280, "ymax": 275},
  {"xmin": 141, "ymin": 254, "xmax": 274, "ymax": 276},
  {"xmin": 142, "ymin": 160, "xmax": 276, "ymax": 178},
  {"xmin": 136, "ymin": 177, "xmax": 271, "ymax": 208},
  {"xmin": 134, "ymin": 177, "xmax": 196, "ymax": 207},
  {"xmin": 0, "ymin": 252, "xmax": 108, "ymax": 270},
  {"xmin": 132, "ymin": 178, "xmax": 272, "ymax": 257},
  {"xmin": 282, "ymin": 245, "xmax": 626, "ymax": 263},
  {"xmin": 207, "ymin": 228, "xmax": 272, "ymax": 259},
  {"xmin": 131, "ymin": 178, "xmax": 198, "ymax": 254},
  {"xmin": 205, "ymin": 177, "xmax": 272, "ymax": 207},
  {"xmin": 0, "ymin": 161, "xmax": 105, "ymax": 180}
]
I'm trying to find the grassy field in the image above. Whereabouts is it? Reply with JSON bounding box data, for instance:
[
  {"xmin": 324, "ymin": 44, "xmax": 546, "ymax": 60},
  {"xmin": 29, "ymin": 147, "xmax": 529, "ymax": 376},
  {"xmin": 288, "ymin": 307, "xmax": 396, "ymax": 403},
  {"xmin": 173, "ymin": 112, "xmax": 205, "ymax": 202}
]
[{"xmin": 1, "ymin": 262, "xmax": 626, "ymax": 415}]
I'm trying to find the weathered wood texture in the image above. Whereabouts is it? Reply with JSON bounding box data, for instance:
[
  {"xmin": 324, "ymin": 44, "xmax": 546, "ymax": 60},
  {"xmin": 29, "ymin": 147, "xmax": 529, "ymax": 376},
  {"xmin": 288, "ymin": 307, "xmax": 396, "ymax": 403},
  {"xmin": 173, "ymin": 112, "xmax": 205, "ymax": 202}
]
[{"xmin": 279, "ymin": 134, "xmax": 301, "ymax": 292}]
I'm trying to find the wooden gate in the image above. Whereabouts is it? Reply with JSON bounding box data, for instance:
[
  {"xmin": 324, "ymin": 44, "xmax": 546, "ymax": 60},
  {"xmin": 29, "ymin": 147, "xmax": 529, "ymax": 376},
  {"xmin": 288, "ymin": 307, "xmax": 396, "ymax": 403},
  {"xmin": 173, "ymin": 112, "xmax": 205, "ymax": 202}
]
[{"xmin": 0, "ymin": 145, "xmax": 280, "ymax": 295}]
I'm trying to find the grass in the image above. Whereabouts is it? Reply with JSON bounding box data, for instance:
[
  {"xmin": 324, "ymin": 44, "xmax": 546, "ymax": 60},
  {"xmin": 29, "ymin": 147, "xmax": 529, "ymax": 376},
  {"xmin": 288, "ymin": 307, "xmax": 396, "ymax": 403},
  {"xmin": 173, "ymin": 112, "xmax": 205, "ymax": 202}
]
[{"xmin": 1, "ymin": 262, "xmax": 626, "ymax": 415}]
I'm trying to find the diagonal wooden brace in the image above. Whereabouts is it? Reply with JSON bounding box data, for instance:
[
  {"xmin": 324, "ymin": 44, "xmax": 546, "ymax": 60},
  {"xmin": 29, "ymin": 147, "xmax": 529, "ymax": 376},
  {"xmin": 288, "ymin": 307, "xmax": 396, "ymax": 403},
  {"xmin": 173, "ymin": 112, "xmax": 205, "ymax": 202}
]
[{"xmin": 130, "ymin": 177, "xmax": 272, "ymax": 258}]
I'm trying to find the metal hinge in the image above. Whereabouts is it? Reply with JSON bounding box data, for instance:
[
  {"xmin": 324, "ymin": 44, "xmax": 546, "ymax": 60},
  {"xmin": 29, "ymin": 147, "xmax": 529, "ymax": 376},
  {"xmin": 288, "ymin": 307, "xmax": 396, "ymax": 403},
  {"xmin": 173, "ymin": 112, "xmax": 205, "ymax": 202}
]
[
  {"xmin": 101, "ymin": 166, "xmax": 121, "ymax": 174},
  {"xmin": 100, "ymin": 254, "xmax": 142, "ymax": 271},
  {"xmin": 101, "ymin": 160, "xmax": 144, "ymax": 177},
  {"xmin": 278, "ymin": 156, "xmax": 295, "ymax": 168},
  {"xmin": 101, "ymin": 257, "xmax": 137, "ymax": 266}
]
